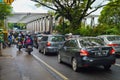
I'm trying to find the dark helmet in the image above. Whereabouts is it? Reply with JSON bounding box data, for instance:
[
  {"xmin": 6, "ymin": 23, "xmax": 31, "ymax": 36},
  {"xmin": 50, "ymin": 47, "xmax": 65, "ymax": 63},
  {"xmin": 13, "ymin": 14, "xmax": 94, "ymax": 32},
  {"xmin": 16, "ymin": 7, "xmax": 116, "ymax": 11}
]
[{"xmin": 28, "ymin": 34, "xmax": 31, "ymax": 37}]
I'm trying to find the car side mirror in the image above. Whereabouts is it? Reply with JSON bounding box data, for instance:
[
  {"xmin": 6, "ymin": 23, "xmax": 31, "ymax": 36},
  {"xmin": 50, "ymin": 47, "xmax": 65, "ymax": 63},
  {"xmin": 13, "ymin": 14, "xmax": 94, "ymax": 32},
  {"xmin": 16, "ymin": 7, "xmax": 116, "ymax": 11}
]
[{"xmin": 64, "ymin": 46, "xmax": 67, "ymax": 50}]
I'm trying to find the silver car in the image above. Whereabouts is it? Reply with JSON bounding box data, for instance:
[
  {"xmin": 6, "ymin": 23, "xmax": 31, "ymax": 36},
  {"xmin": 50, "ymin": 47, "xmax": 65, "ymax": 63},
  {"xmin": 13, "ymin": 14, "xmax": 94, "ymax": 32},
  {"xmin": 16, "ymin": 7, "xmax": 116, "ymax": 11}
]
[
  {"xmin": 38, "ymin": 34, "xmax": 65, "ymax": 55},
  {"xmin": 98, "ymin": 35, "xmax": 120, "ymax": 55}
]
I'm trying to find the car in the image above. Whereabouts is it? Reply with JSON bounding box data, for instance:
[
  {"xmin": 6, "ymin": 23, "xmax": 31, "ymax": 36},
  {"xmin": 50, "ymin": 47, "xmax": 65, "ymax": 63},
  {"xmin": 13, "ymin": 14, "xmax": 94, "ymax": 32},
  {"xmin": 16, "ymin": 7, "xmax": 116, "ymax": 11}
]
[
  {"xmin": 31, "ymin": 33, "xmax": 43, "ymax": 48},
  {"xmin": 98, "ymin": 35, "xmax": 120, "ymax": 56},
  {"xmin": 38, "ymin": 34, "xmax": 65, "ymax": 55},
  {"xmin": 36, "ymin": 34, "xmax": 43, "ymax": 48},
  {"xmin": 58, "ymin": 37, "xmax": 116, "ymax": 72},
  {"xmin": 37, "ymin": 34, "xmax": 43, "ymax": 41}
]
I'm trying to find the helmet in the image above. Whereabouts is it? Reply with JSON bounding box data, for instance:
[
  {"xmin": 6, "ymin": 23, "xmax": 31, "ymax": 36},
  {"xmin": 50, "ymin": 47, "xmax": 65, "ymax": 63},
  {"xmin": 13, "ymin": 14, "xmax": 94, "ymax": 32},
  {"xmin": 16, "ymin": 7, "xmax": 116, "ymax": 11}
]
[
  {"xmin": 28, "ymin": 34, "xmax": 31, "ymax": 37},
  {"xmin": 18, "ymin": 34, "xmax": 21, "ymax": 37}
]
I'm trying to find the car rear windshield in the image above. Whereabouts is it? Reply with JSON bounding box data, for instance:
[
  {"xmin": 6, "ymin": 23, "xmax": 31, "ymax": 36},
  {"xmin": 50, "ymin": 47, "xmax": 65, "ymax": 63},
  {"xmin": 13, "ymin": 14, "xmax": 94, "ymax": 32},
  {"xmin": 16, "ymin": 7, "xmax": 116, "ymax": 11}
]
[
  {"xmin": 80, "ymin": 38, "xmax": 104, "ymax": 47},
  {"xmin": 50, "ymin": 36, "xmax": 65, "ymax": 42},
  {"xmin": 107, "ymin": 36, "xmax": 120, "ymax": 41}
]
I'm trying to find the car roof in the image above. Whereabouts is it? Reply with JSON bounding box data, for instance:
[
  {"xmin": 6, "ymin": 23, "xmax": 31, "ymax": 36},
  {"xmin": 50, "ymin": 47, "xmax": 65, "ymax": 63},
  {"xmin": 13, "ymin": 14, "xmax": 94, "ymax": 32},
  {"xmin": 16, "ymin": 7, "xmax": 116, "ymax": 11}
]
[
  {"xmin": 42, "ymin": 34, "xmax": 64, "ymax": 36},
  {"xmin": 69, "ymin": 36, "xmax": 98, "ymax": 40},
  {"xmin": 98, "ymin": 35, "xmax": 120, "ymax": 37}
]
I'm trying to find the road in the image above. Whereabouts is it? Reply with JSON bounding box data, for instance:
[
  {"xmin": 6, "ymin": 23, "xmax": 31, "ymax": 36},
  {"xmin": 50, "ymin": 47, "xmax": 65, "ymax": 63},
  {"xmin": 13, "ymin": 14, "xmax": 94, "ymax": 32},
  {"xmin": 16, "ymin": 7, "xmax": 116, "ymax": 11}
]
[{"xmin": 9, "ymin": 45, "xmax": 120, "ymax": 80}]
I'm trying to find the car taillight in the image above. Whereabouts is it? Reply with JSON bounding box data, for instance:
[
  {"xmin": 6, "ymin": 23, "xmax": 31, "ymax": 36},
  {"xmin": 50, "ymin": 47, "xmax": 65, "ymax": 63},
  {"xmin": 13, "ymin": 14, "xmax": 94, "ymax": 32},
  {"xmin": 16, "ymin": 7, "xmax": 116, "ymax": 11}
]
[
  {"xmin": 80, "ymin": 50, "xmax": 89, "ymax": 56},
  {"xmin": 107, "ymin": 44, "xmax": 119, "ymax": 47},
  {"xmin": 110, "ymin": 48, "xmax": 115, "ymax": 55},
  {"xmin": 47, "ymin": 42, "xmax": 51, "ymax": 46}
]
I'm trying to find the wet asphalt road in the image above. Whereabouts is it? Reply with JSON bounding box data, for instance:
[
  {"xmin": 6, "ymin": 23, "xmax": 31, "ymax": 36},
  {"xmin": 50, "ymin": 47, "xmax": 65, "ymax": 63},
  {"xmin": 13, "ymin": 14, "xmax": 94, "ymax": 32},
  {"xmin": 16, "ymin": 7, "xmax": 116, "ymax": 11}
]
[
  {"xmin": 8, "ymin": 45, "xmax": 120, "ymax": 80},
  {"xmin": 7, "ymin": 45, "xmax": 58, "ymax": 80}
]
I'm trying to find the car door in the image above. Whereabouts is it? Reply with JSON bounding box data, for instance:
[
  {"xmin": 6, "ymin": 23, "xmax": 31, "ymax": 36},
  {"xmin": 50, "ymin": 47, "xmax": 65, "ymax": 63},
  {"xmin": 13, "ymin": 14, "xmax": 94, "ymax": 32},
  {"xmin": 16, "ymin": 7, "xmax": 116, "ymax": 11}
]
[
  {"xmin": 66, "ymin": 40, "xmax": 78, "ymax": 64},
  {"xmin": 61, "ymin": 40, "xmax": 78, "ymax": 64},
  {"xmin": 39, "ymin": 36, "xmax": 48, "ymax": 52},
  {"xmin": 60, "ymin": 41, "xmax": 71, "ymax": 63}
]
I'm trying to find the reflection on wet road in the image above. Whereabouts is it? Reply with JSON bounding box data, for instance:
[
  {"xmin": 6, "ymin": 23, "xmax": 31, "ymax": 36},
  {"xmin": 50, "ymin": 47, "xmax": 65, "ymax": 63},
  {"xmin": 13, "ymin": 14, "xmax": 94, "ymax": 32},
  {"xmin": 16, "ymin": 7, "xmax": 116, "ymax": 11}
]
[{"xmin": 8, "ymin": 45, "xmax": 58, "ymax": 80}]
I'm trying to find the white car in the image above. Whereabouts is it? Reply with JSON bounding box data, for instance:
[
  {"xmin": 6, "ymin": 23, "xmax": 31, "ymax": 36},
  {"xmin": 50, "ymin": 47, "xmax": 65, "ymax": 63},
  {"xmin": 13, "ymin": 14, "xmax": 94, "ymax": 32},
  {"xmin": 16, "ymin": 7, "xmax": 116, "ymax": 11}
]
[{"xmin": 98, "ymin": 35, "xmax": 120, "ymax": 56}]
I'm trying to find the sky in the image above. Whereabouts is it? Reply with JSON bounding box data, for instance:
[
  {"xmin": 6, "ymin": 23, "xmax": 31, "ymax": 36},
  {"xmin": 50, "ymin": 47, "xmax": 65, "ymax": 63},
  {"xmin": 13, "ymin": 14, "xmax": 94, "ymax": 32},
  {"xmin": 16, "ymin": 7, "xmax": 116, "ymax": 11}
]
[
  {"xmin": 11, "ymin": 0, "xmax": 107, "ymax": 14},
  {"xmin": 12, "ymin": 0, "xmax": 49, "ymax": 13}
]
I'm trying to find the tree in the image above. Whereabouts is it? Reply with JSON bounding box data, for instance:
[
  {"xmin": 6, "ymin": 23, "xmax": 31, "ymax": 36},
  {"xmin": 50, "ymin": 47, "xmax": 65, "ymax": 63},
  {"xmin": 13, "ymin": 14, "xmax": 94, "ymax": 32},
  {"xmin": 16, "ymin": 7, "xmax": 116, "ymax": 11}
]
[
  {"xmin": 0, "ymin": 3, "xmax": 12, "ymax": 29},
  {"xmin": 0, "ymin": 3, "xmax": 12, "ymax": 20},
  {"xmin": 31, "ymin": 0, "xmax": 107, "ymax": 32},
  {"xmin": 98, "ymin": 0, "xmax": 120, "ymax": 29}
]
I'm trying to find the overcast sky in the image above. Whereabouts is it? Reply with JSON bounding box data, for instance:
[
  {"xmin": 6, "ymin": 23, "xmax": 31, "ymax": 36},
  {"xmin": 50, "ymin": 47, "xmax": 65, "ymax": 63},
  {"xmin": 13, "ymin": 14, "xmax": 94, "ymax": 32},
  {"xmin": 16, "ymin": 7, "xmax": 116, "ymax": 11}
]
[
  {"xmin": 11, "ymin": 0, "xmax": 107, "ymax": 14},
  {"xmin": 12, "ymin": 0, "xmax": 49, "ymax": 13}
]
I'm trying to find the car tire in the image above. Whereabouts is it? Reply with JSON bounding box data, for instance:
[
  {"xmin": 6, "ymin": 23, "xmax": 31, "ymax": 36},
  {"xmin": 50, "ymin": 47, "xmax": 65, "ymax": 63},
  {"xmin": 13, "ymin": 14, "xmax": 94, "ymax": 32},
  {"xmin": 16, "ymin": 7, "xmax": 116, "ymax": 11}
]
[
  {"xmin": 103, "ymin": 65, "xmax": 111, "ymax": 70},
  {"xmin": 58, "ymin": 53, "xmax": 62, "ymax": 63},
  {"xmin": 72, "ymin": 58, "xmax": 79, "ymax": 72},
  {"xmin": 36, "ymin": 45, "xmax": 38, "ymax": 49},
  {"xmin": 39, "ymin": 49, "xmax": 41, "ymax": 53}
]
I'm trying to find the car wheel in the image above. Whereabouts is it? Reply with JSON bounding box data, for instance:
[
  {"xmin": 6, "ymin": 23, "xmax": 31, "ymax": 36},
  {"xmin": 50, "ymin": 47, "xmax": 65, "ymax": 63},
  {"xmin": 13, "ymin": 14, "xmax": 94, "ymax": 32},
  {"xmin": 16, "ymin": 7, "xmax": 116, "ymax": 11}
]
[
  {"xmin": 72, "ymin": 58, "xmax": 79, "ymax": 72},
  {"xmin": 39, "ymin": 49, "xmax": 41, "ymax": 53},
  {"xmin": 103, "ymin": 65, "xmax": 111, "ymax": 70},
  {"xmin": 58, "ymin": 53, "xmax": 62, "ymax": 63},
  {"xmin": 36, "ymin": 45, "xmax": 38, "ymax": 49}
]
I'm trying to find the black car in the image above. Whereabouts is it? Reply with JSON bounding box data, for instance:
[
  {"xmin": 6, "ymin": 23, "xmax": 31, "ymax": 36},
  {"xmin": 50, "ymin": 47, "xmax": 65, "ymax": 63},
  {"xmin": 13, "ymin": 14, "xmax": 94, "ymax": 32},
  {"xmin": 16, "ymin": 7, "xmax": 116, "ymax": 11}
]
[{"xmin": 58, "ymin": 37, "xmax": 116, "ymax": 72}]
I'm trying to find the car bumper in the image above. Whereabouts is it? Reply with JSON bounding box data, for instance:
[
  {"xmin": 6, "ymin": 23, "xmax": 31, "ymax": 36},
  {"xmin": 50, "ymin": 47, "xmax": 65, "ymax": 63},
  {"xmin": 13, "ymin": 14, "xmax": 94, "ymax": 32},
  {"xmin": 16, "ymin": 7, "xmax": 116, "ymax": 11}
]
[
  {"xmin": 46, "ymin": 47, "xmax": 58, "ymax": 53},
  {"xmin": 113, "ymin": 47, "xmax": 120, "ymax": 55},
  {"xmin": 77, "ymin": 55, "xmax": 116, "ymax": 67}
]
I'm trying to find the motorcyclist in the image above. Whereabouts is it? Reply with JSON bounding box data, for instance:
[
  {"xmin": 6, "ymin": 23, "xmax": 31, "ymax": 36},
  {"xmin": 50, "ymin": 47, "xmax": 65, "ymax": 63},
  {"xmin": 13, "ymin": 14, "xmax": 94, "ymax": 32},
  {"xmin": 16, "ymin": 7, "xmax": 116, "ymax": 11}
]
[
  {"xmin": 16, "ymin": 34, "xmax": 24, "ymax": 45},
  {"xmin": 16, "ymin": 34, "xmax": 24, "ymax": 51},
  {"xmin": 7, "ymin": 34, "xmax": 13, "ymax": 47},
  {"xmin": 24, "ymin": 34, "xmax": 33, "ymax": 48},
  {"xmin": 65, "ymin": 33, "xmax": 72, "ymax": 40}
]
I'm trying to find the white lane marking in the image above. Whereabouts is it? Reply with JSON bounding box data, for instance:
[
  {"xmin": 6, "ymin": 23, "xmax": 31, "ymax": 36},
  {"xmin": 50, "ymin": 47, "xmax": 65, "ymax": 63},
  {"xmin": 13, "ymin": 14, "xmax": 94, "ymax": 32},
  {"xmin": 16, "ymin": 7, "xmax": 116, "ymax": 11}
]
[
  {"xmin": 115, "ymin": 64, "xmax": 120, "ymax": 67},
  {"xmin": 32, "ymin": 54, "xmax": 69, "ymax": 80}
]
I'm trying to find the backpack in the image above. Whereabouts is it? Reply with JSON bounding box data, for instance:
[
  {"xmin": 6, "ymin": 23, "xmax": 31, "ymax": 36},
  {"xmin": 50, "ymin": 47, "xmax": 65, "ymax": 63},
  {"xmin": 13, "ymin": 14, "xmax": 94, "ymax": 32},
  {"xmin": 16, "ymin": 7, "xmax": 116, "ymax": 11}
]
[{"xmin": 26, "ymin": 38, "xmax": 32, "ymax": 44}]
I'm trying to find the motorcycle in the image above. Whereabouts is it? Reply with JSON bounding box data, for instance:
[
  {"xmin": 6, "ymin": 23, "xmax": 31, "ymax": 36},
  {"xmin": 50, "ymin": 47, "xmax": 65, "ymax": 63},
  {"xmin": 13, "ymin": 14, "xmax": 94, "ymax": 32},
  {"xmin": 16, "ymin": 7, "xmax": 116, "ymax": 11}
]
[
  {"xmin": 17, "ymin": 42, "xmax": 23, "ymax": 51},
  {"xmin": 25, "ymin": 44, "xmax": 33, "ymax": 55},
  {"xmin": 7, "ymin": 40, "xmax": 12, "ymax": 47}
]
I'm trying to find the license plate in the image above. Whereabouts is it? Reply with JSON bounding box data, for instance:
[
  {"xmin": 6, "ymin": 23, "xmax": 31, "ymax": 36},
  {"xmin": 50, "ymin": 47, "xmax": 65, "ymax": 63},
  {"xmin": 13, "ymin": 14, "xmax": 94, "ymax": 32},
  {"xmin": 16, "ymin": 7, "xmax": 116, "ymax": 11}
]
[
  {"xmin": 28, "ymin": 46, "xmax": 32, "ymax": 48},
  {"xmin": 18, "ymin": 43, "xmax": 22, "ymax": 45},
  {"xmin": 94, "ymin": 50, "xmax": 108, "ymax": 56}
]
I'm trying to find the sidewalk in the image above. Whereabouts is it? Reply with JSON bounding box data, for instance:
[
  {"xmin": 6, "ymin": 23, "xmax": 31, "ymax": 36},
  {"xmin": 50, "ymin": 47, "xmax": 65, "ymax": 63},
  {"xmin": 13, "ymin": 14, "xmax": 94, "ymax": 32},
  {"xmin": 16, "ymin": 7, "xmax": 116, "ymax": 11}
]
[{"xmin": 0, "ymin": 47, "xmax": 22, "ymax": 80}]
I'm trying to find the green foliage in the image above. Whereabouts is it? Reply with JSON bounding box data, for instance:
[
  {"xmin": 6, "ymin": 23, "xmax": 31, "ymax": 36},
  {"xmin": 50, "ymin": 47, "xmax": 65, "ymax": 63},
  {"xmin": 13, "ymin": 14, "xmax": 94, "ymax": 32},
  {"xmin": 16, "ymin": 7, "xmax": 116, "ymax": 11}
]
[
  {"xmin": 16, "ymin": 23, "xmax": 26, "ymax": 29},
  {"xmin": 0, "ymin": 3, "xmax": 12, "ymax": 20},
  {"xmin": 99, "ymin": 0, "xmax": 120, "ymax": 28},
  {"xmin": 8, "ymin": 23, "xmax": 14, "ymax": 29},
  {"xmin": 79, "ymin": 25, "xmax": 93, "ymax": 36},
  {"xmin": 98, "ymin": 0, "xmax": 120, "ymax": 35},
  {"xmin": 54, "ymin": 21, "xmax": 70, "ymax": 34},
  {"xmin": 8, "ymin": 23, "xmax": 26, "ymax": 30},
  {"xmin": 55, "ymin": 21, "xmax": 120, "ymax": 36},
  {"xmin": 0, "ymin": 3, "xmax": 12, "ymax": 31},
  {"xmin": 0, "ymin": 29, "xmax": 4, "ymax": 42},
  {"xmin": 0, "ymin": 20, "xmax": 4, "ymax": 29},
  {"xmin": 93, "ymin": 24, "xmax": 120, "ymax": 35},
  {"xmin": 105, "ymin": 27, "xmax": 119, "ymax": 35},
  {"xmin": 33, "ymin": 0, "xmax": 105, "ymax": 32}
]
